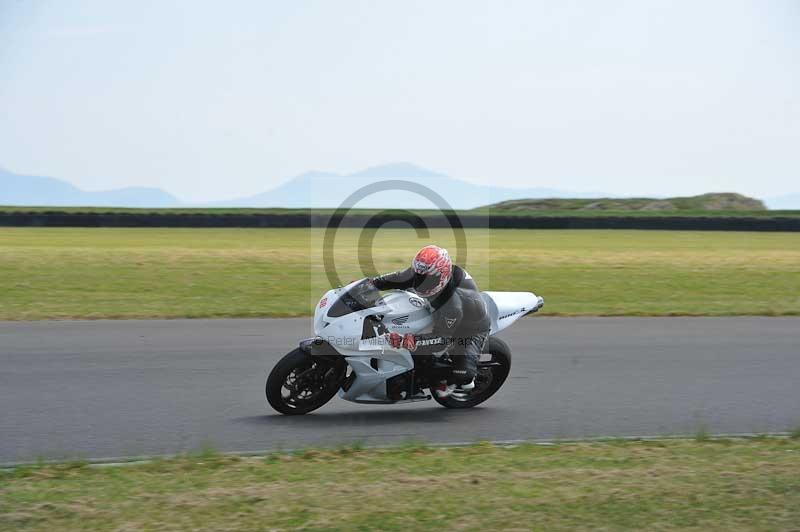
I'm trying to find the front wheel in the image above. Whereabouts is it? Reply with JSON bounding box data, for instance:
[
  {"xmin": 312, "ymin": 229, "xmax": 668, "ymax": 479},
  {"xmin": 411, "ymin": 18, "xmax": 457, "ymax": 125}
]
[
  {"xmin": 432, "ymin": 336, "xmax": 512, "ymax": 409},
  {"xmin": 266, "ymin": 348, "xmax": 344, "ymax": 415}
]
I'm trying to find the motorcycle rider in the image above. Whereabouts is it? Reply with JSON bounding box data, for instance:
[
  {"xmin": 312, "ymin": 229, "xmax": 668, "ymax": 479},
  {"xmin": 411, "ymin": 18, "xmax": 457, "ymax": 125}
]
[{"xmin": 369, "ymin": 245, "xmax": 491, "ymax": 398}]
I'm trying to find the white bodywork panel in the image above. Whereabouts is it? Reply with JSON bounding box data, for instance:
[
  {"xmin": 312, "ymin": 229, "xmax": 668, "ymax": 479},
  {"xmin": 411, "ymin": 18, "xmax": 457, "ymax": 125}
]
[
  {"xmin": 481, "ymin": 291, "xmax": 544, "ymax": 335},
  {"xmin": 312, "ymin": 280, "xmax": 542, "ymax": 403}
]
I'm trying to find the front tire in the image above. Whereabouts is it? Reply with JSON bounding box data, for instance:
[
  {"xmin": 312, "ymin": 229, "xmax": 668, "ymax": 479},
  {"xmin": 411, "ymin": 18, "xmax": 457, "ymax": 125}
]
[
  {"xmin": 266, "ymin": 348, "xmax": 344, "ymax": 415},
  {"xmin": 432, "ymin": 336, "xmax": 512, "ymax": 409}
]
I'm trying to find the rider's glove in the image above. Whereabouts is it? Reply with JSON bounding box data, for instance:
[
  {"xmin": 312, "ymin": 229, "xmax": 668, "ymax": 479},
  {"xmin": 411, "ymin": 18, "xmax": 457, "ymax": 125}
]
[
  {"xmin": 402, "ymin": 333, "xmax": 417, "ymax": 351},
  {"xmin": 387, "ymin": 331, "xmax": 403, "ymax": 348},
  {"xmin": 387, "ymin": 332, "xmax": 416, "ymax": 351}
]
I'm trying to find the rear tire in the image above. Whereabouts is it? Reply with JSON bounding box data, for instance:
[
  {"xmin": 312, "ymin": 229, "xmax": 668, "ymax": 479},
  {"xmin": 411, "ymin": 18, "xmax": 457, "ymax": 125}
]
[
  {"xmin": 431, "ymin": 336, "xmax": 512, "ymax": 409},
  {"xmin": 266, "ymin": 348, "xmax": 344, "ymax": 415}
]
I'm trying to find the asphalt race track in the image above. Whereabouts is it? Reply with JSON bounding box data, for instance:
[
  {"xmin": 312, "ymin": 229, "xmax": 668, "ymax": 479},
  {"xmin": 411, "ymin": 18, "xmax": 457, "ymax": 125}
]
[{"xmin": 1, "ymin": 317, "xmax": 798, "ymax": 464}]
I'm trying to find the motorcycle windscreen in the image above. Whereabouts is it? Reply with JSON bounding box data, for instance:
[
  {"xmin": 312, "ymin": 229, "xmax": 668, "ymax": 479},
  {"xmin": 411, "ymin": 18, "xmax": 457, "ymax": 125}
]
[{"xmin": 327, "ymin": 280, "xmax": 381, "ymax": 318}]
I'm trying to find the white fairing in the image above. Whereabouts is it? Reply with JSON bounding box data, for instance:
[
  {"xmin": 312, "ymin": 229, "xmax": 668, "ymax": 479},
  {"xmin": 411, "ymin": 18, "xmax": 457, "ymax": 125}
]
[
  {"xmin": 481, "ymin": 291, "xmax": 544, "ymax": 334},
  {"xmin": 312, "ymin": 279, "xmax": 543, "ymax": 403},
  {"xmin": 313, "ymin": 281, "xmax": 433, "ymax": 351}
]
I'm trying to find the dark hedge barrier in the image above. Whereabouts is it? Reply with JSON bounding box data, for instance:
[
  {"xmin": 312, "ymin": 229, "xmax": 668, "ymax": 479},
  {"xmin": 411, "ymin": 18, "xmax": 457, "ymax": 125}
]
[{"xmin": 1, "ymin": 212, "xmax": 799, "ymax": 231}]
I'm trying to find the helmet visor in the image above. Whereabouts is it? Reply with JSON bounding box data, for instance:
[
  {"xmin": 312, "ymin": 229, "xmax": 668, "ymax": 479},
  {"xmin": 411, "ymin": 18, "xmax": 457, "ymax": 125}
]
[{"xmin": 413, "ymin": 271, "xmax": 442, "ymax": 296}]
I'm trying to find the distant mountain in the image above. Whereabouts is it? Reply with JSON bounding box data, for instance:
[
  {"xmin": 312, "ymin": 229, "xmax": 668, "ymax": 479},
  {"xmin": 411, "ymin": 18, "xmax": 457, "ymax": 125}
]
[
  {"xmin": 485, "ymin": 193, "xmax": 766, "ymax": 212},
  {"xmin": 4, "ymin": 162, "xmax": 787, "ymax": 211},
  {"xmin": 0, "ymin": 168, "xmax": 179, "ymax": 207},
  {"xmin": 764, "ymin": 194, "xmax": 800, "ymax": 210},
  {"xmin": 219, "ymin": 162, "xmax": 596, "ymax": 209}
]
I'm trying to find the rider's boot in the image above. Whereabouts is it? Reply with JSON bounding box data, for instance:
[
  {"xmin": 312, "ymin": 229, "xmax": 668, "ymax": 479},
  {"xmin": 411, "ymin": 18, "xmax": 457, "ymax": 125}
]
[
  {"xmin": 458, "ymin": 378, "xmax": 475, "ymax": 391},
  {"xmin": 450, "ymin": 352, "xmax": 478, "ymax": 387},
  {"xmin": 433, "ymin": 381, "xmax": 456, "ymax": 398}
]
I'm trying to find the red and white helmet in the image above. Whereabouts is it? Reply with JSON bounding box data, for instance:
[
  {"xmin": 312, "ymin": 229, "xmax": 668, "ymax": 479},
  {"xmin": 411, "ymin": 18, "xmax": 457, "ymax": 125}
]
[{"xmin": 411, "ymin": 245, "xmax": 452, "ymax": 297}]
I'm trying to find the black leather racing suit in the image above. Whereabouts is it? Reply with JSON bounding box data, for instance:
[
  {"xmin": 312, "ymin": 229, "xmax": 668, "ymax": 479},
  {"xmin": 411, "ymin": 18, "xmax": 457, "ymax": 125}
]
[{"xmin": 371, "ymin": 265, "xmax": 491, "ymax": 385}]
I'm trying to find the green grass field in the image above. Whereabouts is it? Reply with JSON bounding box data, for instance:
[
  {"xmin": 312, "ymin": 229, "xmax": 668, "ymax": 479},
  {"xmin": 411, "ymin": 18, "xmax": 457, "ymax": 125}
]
[
  {"xmin": 2, "ymin": 439, "xmax": 799, "ymax": 531},
  {"xmin": 1, "ymin": 228, "xmax": 799, "ymax": 320}
]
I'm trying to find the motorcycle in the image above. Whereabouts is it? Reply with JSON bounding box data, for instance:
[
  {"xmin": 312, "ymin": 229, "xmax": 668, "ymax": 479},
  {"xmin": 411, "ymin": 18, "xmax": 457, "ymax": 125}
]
[{"xmin": 266, "ymin": 278, "xmax": 544, "ymax": 415}]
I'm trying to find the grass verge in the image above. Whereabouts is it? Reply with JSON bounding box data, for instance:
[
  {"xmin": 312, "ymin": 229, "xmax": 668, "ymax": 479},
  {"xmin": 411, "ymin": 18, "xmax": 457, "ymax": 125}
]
[
  {"xmin": 1, "ymin": 439, "xmax": 799, "ymax": 531},
  {"xmin": 1, "ymin": 228, "xmax": 799, "ymax": 319}
]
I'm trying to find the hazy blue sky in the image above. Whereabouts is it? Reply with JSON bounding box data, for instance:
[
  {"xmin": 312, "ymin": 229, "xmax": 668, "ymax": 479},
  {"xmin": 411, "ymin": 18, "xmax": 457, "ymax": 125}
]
[{"xmin": 1, "ymin": 0, "xmax": 798, "ymax": 201}]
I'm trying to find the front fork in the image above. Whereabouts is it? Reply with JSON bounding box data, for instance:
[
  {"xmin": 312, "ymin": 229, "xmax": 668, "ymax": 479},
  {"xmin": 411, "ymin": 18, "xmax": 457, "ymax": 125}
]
[{"xmin": 298, "ymin": 337, "xmax": 347, "ymax": 387}]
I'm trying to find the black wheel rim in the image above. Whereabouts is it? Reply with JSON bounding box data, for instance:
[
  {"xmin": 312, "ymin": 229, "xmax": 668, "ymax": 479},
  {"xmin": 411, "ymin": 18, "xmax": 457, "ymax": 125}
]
[{"xmin": 280, "ymin": 362, "xmax": 329, "ymax": 409}]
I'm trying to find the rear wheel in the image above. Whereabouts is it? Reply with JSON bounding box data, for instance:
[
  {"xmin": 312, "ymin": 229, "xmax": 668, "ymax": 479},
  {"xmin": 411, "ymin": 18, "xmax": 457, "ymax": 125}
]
[
  {"xmin": 266, "ymin": 349, "xmax": 344, "ymax": 415},
  {"xmin": 431, "ymin": 336, "xmax": 511, "ymax": 409}
]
